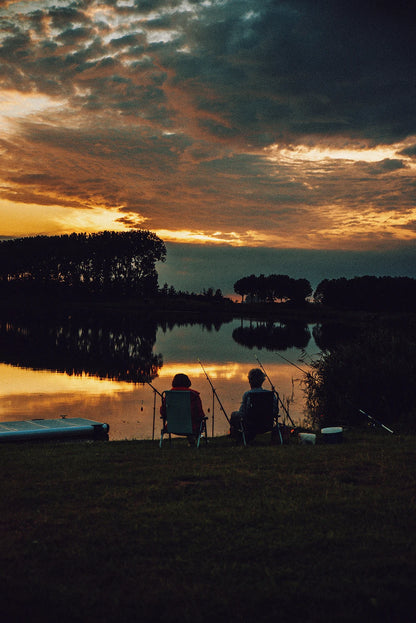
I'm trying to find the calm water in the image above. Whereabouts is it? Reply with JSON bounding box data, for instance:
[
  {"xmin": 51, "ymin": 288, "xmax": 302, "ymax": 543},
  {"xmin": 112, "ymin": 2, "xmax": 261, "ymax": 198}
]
[{"xmin": 0, "ymin": 316, "xmax": 321, "ymax": 440}]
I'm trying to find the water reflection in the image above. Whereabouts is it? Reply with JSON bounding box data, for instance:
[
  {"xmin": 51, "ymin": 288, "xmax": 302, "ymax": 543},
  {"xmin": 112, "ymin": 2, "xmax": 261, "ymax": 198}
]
[
  {"xmin": 233, "ymin": 320, "xmax": 310, "ymax": 351},
  {"xmin": 0, "ymin": 311, "xmax": 161, "ymax": 382},
  {"xmin": 0, "ymin": 313, "xmax": 319, "ymax": 440},
  {"xmin": 312, "ymin": 321, "xmax": 361, "ymax": 351}
]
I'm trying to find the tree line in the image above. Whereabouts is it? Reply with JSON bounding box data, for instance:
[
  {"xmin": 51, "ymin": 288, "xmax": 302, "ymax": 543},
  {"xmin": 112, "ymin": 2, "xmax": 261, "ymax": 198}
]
[
  {"xmin": 233, "ymin": 274, "xmax": 416, "ymax": 310},
  {"xmin": 234, "ymin": 274, "xmax": 312, "ymax": 305},
  {"xmin": 314, "ymin": 276, "xmax": 416, "ymax": 311},
  {"xmin": 0, "ymin": 231, "xmax": 166, "ymax": 297},
  {"xmin": 1, "ymin": 232, "xmax": 416, "ymax": 311}
]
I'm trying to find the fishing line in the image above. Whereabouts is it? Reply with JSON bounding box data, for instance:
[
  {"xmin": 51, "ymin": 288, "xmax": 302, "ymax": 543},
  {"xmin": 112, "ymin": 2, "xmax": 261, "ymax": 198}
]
[
  {"xmin": 255, "ymin": 355, "xmax": 296, "ymax": 428},
  {"xmin": 274, "ymin": 351, "xmax": 310, "ymax": 376},
  {"xmin": 198, "ymin": 359, "xmax": 230, "ymax": 425}
]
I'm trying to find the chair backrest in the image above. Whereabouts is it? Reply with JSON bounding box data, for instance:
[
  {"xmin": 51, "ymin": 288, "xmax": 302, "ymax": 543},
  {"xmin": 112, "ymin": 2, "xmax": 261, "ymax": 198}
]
[
  {"xmin": 163, "ymin": 390, "xmax": 193, "ymax": 435},
  {"xmin": 245, "ymin": 391, "xmax": 275, "ymax": 435}
]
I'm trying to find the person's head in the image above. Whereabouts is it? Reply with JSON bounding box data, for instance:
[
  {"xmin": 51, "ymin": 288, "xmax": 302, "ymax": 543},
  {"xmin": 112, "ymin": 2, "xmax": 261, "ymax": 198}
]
[
  {"xmin": 172, "ymin": 373, "xmax": 191, "ymax": 388},
  {"xmin": 248, "ymin": 368, "xmax": 265, "ymax": 388}
]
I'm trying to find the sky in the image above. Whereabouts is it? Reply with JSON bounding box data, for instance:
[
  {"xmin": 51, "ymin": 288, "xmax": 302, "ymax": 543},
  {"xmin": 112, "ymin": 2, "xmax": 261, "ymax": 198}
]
[{"xmin": 1, "ymin": 0, "xmax": 416, "ymax": 296}]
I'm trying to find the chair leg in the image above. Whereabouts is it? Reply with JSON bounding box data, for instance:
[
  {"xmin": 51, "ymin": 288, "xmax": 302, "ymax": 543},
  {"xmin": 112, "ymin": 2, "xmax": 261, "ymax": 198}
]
[
  {"xmin": 273, "ymin": 423, "xmax": 283, "ymax": 445},
  {"xmin": 197, "ymin": 419, "xmax": 208, "ymax": 448},
  {"xmin": 240, "ymin": 422, "xmax": 247, "ymax": 446}
]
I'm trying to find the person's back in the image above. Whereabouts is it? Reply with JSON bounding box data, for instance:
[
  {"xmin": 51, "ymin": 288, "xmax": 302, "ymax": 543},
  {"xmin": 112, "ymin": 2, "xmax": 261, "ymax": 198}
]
[
  {"xmin": 160, "ymin": 373, "xmax": 206, "ymax": 445},
  {"xmin": 230, "ymin": 368, "xmax": 278, "ymax": 442}
]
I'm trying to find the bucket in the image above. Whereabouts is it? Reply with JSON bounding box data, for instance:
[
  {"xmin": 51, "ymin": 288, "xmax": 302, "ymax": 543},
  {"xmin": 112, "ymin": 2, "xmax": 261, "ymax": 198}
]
[
  {"xmin": 298, "ymin": 432, "xmax": 316, "ymax": 445},
  {"xmin": 321, "ymin": 426, "xmax": 343, "ymax": 443}
]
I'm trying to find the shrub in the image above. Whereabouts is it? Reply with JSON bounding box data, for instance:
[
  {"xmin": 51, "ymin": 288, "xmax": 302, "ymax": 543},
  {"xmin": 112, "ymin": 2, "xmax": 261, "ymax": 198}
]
[{"xmin": 303, "ymin": 324, "xmax": 416, "ymax": 432}]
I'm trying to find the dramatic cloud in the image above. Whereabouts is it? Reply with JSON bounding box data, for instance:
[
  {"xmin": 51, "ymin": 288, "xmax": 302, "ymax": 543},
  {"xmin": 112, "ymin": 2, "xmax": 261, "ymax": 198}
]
[{"xmin": 1, "ymin": 0, "xmax": 416, "ymax": 260}]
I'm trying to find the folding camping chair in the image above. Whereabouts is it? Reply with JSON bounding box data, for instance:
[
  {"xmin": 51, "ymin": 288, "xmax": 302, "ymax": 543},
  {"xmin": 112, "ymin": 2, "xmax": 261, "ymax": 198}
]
[
  {"xmin": 160, "ymin": 390, "xmax": 208, "ymax": 447},
  {"xmin": 238, "ymin": 390, "xmax": 282, "ymax": 446}
]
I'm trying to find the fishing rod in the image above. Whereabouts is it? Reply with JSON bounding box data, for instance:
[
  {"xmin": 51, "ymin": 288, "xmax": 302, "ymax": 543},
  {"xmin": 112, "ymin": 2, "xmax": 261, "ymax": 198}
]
[
  {"xmin": 198, "ymin": 359, "xmax": 230, "ymax": 425},
  {"xmin": 275, "ymin": 351, "xmax": 310, "ymax": 376},
  {"xmin": 141, "ymin": 381, "xmax": 163, "ymax": 440},
  {"xmin": 274, "ymin": 355, "xmax": 395, "ymax": 435},
  {"xmin": 144, "ymin": 381, "xmax": 163, "ymax": 398},
  {"xmin": 255, "ymin": 355, "xmax": 296, "ymax": 428},
  {"xmin": 359, "ymin": 409, "xmax": 394, "ymax": 434}
]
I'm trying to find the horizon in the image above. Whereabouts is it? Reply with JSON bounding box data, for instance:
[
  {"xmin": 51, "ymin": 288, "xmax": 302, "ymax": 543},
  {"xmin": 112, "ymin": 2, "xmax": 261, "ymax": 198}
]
[{"xmin": 1, "ymin": 1, "xmax": 416, "ymax": 294}]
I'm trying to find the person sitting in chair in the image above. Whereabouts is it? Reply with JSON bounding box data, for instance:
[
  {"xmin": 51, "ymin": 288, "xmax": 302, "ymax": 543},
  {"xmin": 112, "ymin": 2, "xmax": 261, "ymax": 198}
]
[
  {"xmin": 160, "ymin": 373, "xmax": 206, "ymax": 445},
  {"xmin": 230, "ymin": 368, "xmax": 279, "ymax": 443}
]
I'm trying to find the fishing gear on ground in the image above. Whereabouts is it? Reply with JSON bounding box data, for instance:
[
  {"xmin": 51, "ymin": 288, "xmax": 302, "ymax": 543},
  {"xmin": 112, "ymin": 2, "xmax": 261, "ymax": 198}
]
[
  {"xmin": 359, "ymin": 409, "xmax": 394, "ymax": 434},
  {"xmin": 276, "ymin": 353, "xmax": 396, "ymax": 436}
]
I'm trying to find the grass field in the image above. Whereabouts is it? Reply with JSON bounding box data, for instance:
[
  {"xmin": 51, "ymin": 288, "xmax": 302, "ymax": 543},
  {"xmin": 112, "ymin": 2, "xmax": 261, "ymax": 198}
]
[{"xmin": 0, "ymin": 430, "xmax": 415, "ymax": 623}]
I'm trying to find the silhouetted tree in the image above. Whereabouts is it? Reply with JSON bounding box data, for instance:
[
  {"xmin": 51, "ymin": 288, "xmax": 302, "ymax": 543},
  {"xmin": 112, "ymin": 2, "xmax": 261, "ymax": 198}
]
[
  {"xmin": 267, "ymin": 274, "xmax": 292, "ymax": 302},
  {"xmin": 287, "ymin": 278, "xmax": 313, "ymax": 305},
  {"xmin": 234, "ymin": 275, "xmax": 257, "ymax": 302},
  {"xmin": 234, "ymin": 273, "xmax": 312, "ymax": 305},
  {"xmin": 214, "ymin": 288, "xmax": 223, "ymax": 300},
  {"xmin": 314, "ymin": 276, "xmax": 416, "ymax": 311},
  {"xmin": 0, "ymin": 230, "xmax": 166, "ymax": 298}
]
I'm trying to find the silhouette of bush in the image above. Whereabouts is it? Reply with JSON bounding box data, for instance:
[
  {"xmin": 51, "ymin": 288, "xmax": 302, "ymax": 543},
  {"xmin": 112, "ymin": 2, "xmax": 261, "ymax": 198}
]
[{"xmin": 304, "ymin": 323, "xmax": 416, "ymax": 432}]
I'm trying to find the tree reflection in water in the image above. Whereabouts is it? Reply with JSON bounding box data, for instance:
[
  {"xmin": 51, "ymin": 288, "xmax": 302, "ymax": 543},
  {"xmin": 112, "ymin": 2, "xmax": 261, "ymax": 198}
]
[
  {"xmin": 0, "ymin": 312, "xmax": 324, "ymax": 440},
  {"xmin": 0, "ymin": 311, "xmax": 162, "ymax": 383},
  {"xmin": 232, "ymin": 320, "xmax": 311, "ymax": 351}
]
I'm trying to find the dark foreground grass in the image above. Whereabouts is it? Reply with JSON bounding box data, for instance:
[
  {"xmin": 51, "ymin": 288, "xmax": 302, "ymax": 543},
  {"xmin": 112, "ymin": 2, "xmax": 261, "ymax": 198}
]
[{"xmin": 0, "ymin": 430, "xmax": 415, "ymax": 623}]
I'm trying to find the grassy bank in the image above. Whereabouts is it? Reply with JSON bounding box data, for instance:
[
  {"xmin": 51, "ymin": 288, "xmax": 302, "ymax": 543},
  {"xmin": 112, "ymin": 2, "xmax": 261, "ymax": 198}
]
[{"xmin": 1, "ymin": 431, "xmax": 415, "ymax": 623}]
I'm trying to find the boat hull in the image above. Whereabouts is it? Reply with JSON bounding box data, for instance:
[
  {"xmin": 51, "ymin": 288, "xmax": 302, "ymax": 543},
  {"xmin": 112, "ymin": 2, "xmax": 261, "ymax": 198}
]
[{"xmin": 0, "ymin": 418, "xmax": 109, "ymax": 442}]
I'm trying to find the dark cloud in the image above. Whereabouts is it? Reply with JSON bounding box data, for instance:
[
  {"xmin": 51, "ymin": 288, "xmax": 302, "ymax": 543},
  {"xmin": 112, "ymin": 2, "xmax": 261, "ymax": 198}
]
[
  {"xmin": 2, "ymin": 1, "xmax": 415, "ymax": 142},
  {"xmin": 368, "ymin": 159, "xmax": 407, "ymax": 174},
  {"xmin": 400, "ymin": 145, "xmax": 416, "ymax": 159},
  {"xmin": 48, "ymin": 6, "xmax": 86, "ymax": 29},
  {"xmin": 0, "ymin": 0, "xmax": 415, "ymax": 256}
]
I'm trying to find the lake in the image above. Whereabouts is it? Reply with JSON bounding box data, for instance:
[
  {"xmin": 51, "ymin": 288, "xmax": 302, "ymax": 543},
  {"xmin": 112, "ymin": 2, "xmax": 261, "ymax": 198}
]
[{"xmin": 0, "ymin": 313, "xmax": 322, "ymax": 441}]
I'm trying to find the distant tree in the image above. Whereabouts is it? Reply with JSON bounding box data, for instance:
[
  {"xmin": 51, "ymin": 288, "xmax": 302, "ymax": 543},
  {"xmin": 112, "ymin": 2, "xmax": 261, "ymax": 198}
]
[
  {"xmin": 234, "ymin": 273, "xmax": 312, "ymax": 305},
  {"xmin": 214, "ymin": 288, "xmax": 223, "ymax": 300},
  {"xmin": 314, "ymin": 276, "xmax": 416, "ymax": 311},
  {"xmin": 160, "ymin": 283, "xmax": 169, "ymax": 296},
  {"xmin": 255, "ymin": 274, "xmax": 270, "ymax": 302},
  {"xmin": 234, "ymin": 275, "xmax": 257, "ymax": 302},
  {"xmin": 287, "ymin": 278, "xmax": 313, "ymax": 305},
  {"xmin": 0, "ymin": 230, "xmax": 166, "ymax": 298},
  {"xmin": 267, "ymin": 274, "xmax": 292, "ymax": 302}
]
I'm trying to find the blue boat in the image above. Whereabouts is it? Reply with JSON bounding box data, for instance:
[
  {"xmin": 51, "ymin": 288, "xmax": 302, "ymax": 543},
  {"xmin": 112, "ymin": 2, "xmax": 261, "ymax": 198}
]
[{"xmin": 0, "ymin": 417, "xmax": 109, "ymax": 442}]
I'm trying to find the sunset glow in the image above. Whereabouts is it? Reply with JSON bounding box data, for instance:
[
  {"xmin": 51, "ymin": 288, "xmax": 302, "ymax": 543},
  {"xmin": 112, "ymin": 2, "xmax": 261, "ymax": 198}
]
[
  {"xmin": 1, "ymin": 1, "xmax": 415, "ymax": 287},
  {"xmin": 269, "ymin": 143, "xmax": 412, "ymax": 164},
  {"xmin": 0, "ymin": 200, "xmax": 134, "ymax": 237}
]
